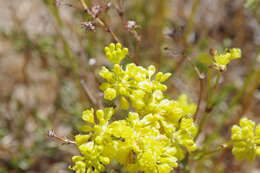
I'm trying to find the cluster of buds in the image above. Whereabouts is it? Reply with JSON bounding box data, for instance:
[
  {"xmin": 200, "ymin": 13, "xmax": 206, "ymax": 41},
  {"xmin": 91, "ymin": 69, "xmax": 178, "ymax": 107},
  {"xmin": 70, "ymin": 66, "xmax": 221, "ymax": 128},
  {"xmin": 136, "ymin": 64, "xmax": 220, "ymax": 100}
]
[{"xmin": 81, "ymin": 21, "xmax": 96, "ymax": 32}]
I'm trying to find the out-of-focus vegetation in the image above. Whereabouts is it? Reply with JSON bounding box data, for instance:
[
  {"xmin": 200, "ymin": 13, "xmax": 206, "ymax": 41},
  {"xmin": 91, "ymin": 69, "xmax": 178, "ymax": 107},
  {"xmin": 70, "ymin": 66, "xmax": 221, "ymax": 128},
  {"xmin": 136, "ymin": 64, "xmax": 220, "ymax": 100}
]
[{"xmin": 0, "ymin": 0, "xmax": 260, "ymax": 172}]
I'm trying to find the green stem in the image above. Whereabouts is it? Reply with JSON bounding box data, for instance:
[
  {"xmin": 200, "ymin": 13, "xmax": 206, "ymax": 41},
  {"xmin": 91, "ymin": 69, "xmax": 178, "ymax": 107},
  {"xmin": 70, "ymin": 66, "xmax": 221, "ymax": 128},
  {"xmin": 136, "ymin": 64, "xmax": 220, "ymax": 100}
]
[
  {"xmin": 197, "ymin": 69, "xmax": 221, "ymax": 136},
  {"xmin": 194, "ymin": 142, "xmax": 232, "ymax": 160}
]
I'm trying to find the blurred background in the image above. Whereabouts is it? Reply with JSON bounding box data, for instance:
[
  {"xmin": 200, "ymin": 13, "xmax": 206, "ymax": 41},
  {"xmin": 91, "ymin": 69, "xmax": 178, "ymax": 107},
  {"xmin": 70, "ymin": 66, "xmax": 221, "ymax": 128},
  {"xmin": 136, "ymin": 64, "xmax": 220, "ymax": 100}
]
[{"xmin": 0, "ymin": 0, "xmax": 260, "ymax": 172}]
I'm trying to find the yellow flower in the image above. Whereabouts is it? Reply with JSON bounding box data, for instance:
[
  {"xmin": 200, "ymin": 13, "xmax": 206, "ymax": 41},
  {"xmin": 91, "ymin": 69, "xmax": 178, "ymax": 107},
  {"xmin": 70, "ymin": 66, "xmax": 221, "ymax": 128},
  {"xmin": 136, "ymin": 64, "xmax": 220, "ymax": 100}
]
[{"xmin": 213, "ymin": 48, "xmax": 241, "ymax": 71}]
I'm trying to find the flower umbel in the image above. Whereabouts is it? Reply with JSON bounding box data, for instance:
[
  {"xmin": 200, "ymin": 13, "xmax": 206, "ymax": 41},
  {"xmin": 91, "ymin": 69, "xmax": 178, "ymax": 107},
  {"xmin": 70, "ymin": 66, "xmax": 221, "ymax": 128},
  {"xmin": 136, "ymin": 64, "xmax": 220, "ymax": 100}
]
[
  {"xmin": 71, "ymin": 43, "xmax": 198, "ymax": 173},
  {"xmin": 231, "ymin": 117, "xmax": 260, "ymax": 161}
]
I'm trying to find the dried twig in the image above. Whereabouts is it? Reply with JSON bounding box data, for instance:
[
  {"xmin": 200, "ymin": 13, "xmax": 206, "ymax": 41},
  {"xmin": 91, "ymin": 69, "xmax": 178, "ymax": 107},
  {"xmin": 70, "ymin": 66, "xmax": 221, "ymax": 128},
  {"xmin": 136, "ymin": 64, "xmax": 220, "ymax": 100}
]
[
  {"xmin": 47, "ymin": 130, "xmax": 76, "ymax": 145},
  {"xmin": 79, "ymin": 0, "xmax": 120, "ymax": 43}
]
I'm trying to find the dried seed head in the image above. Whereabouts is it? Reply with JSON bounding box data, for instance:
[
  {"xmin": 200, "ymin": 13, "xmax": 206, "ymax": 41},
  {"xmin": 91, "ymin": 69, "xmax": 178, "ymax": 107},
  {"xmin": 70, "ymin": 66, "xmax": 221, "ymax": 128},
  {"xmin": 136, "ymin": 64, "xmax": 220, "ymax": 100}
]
[
  {"xmin": 91, "ymin": 5, "xmax": 101, "ymax": 17},
  {"xmin": 126, "ymin": 20, "xmax": 138, "ymax": 30},
  {"xmin": 48, "ymin": 130, "xmax": 55, "ymax": 137},
  {"xmin": 81, "ymin": 21, "xmax": 96, "ymax": 32}
]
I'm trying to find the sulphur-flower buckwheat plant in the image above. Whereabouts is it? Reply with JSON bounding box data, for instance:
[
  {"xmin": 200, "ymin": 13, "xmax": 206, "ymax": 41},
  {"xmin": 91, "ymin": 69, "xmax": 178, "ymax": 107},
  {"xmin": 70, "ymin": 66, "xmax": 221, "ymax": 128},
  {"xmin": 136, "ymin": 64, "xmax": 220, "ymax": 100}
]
[
  {"xmin": 70, "ymin": 43, "xmax": 258, "ymax": 173},
  {"xmin": 71, "ymin": 43, "xmax": 198, "ymax": 173}
]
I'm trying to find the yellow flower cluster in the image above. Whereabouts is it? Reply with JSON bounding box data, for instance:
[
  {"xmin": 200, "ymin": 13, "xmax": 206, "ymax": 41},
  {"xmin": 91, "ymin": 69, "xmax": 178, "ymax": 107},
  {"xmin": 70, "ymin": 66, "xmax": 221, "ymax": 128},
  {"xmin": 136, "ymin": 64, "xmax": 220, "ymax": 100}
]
[
  {"xmin": 213, "ymin": 48, "xmax": 241, "ymax": 71},
  {"xmin": 104, "ymin": 43, "xmax": 129, "ymax": 64},
  {"xmin": 99, "ymin": 63, "xmax": 171, "ymax": 111},
  {"xmin": 71, "ymin": 43, "xmax": 198, "ymax": 173},
  {"xmin": 231, "ymin": 117, "xmax": 260, "ymax": 161}
]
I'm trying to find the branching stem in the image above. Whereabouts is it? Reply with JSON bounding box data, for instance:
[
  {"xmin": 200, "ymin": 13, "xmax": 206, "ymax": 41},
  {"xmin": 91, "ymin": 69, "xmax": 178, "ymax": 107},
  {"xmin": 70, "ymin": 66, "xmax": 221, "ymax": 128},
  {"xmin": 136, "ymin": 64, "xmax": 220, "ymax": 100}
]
[{"xmin": 79, "ymin": 0, "xmax": 120, "ymax": 43}]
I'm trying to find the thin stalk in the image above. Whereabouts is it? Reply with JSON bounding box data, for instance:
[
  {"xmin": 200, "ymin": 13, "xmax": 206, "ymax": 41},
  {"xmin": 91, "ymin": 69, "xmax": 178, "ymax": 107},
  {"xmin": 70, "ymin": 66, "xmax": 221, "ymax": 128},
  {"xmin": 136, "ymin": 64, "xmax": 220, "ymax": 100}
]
[
  {"xmin": 186, "ymin": 57, "xmax": 205, "ymax": 120},
  {"xmin": 197, "ymin": 69, "xmax": 222, "ymax": 136},
  {"xmin": 194, "ymin": 142, "xmax": 232, "ymax": 160},
  {"xmin": 80, "ymin": 79, "xmax": 102, "ymax": 109},
  {"xmin": 47, "ymin": 130, "xmax": 76, "ymax": 145}
]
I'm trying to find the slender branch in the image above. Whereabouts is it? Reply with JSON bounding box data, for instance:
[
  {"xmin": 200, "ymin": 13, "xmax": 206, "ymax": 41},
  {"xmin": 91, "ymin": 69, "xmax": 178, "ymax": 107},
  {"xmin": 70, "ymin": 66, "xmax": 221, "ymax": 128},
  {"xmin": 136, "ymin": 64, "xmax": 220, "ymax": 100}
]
[
  {"xmin": 186, "ymin": 57, "xmax": 205, "ymax": 120},
  {"xmin": 194, "ymin": 143, "xmax": 231, "ymax": 160},
  {"xmin": 79, "ymin": 0, "xmax": 120, "ymax": 43},
  {"xmin": 195, "ymin": 79, "xmax": 204, "ymax": 119},
  {"xmin": 204, "ymin": 68, "xmax": 221, "ymax": 110},
  {"xmin": 80, "ymin": 79, "xmax": 101, "ymax": 108},
  {"xmin": 213, "ymin": 71, "xmax": 221, "ymax": 91},
  {"xmin": 197, "ymin": 68, "xmax": 222, "ymax": 137},
  {"xmin": 165, "ymin": 47, "xmax": 205, "ymax": 121},
  {"xmin": 47, "ymin": 130, "xmax": 76, "ymax": 145},
  {"xmin": 79, "ymin": 0, "xmax": 88, "ymax": 10}
]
